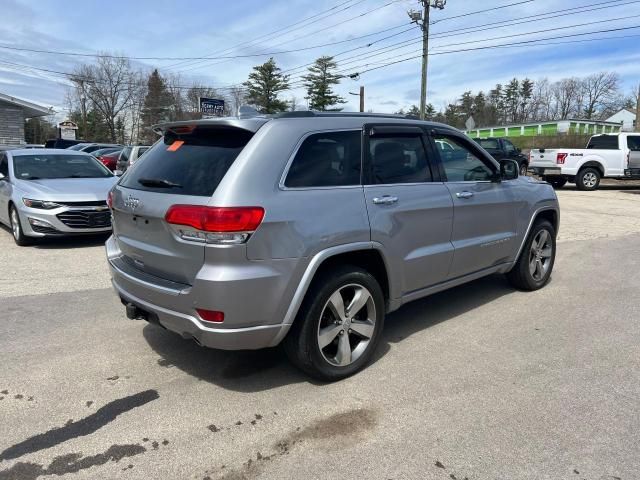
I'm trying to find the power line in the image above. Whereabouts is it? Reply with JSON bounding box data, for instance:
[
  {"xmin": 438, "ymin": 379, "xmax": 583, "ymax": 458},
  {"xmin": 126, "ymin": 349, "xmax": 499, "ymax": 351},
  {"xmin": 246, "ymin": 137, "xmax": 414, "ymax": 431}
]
[
  {"xmin": 430, "ymin": 0, "xmax": 535, "ymax": 23},
  {"xmin": 165, "ymin": 0, "xmax": 369, "ymax": 71}
]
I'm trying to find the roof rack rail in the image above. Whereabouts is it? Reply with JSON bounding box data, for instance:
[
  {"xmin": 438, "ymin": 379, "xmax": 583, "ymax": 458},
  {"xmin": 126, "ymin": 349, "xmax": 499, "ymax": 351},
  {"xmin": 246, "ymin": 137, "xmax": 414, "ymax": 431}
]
[{"xmin": 274, "ymin": 111, "xmax": 422, "ymax": 120}]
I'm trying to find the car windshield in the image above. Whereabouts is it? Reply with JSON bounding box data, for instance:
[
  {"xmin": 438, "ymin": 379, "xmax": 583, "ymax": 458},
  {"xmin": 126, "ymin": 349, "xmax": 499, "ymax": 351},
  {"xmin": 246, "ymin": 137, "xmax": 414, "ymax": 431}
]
[
  {"xmin": 476, "ymin": 139, "xmax": 499, "ymax": 149},
  {"xmin": 12, "ymin": 154, "xmax": 113, "ymax": 179}
]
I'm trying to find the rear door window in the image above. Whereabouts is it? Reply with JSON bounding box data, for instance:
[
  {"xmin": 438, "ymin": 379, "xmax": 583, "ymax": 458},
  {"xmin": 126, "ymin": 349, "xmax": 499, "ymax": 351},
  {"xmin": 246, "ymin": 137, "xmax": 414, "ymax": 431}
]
[
  {"xmin": 284, "ymin": 131, "xmax": 362, "ymax": 188},
  {"xmin": 0, "ymin": 154, "xmax": 8, "ymax": 177},
  {"xmin": 587, "ymin": 135, "xmax": 619, "ymax": 149},
  {"xmin": 368, "ymin": 135, "xmax": 432, "ymax": 184},
  {"xmin": 120, "ymin": 126, "xmax": 253, "ymax": 196},
  {"xmin": 627, "ymin": 136, "xmax": 640, "ymax": 151}
]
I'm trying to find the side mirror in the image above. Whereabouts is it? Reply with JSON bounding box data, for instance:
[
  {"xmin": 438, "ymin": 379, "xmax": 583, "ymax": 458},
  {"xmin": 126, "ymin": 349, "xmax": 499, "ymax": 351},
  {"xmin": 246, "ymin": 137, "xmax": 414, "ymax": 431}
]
[
  {"xmin": 499, "ymin": 159, "xmax": 519, "ymax": 180},
  {"xmin": 516, "ymin": 147, "xmax": 522, "ymax": 154}
]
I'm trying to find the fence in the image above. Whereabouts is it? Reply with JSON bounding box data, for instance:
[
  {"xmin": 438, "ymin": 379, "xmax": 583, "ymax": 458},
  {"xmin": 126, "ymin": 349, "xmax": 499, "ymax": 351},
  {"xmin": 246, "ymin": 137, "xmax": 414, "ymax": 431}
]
[{"xmin": 510, "ymin": 134, "xmax": 592, "ymax": 151}]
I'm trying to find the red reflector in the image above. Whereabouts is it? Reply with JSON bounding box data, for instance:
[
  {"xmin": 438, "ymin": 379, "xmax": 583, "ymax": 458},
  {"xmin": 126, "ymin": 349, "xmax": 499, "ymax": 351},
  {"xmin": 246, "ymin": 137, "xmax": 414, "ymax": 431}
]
[
  {"xmin": 165, "ymin": 206, "xmax": 264, "ymax": 232},
  {"xmin": 107, "ymin": 191, "xmax": 113, "ymax": 209},
  {"xmin": 197, "ymin": 309, "xmax": 224, "ymax": 323},
  {"xmin": 556, "ymin": 153, "xmax": 568, "ymax": 164}
]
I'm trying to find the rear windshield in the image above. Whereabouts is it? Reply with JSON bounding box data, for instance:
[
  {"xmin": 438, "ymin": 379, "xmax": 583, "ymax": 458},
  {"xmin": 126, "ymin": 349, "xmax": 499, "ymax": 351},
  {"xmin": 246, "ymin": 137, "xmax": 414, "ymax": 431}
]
[
  {"xmin": 119, "ymin": 126, "xmax": 253, "ymax": 196},
  {"xmin": 587, "ymin": 135, "xmax": 618, "ymax": 149},
  {"xmin": 13, "ymin": 154, "xmax": 113, "ymax": 179},
  {"xmin": 475, "ymin": 138, "xmax": 499, "ymax": 149}
]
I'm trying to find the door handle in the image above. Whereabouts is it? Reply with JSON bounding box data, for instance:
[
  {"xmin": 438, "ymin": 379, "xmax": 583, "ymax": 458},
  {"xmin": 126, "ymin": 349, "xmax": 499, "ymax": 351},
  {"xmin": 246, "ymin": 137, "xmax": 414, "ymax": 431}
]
[
  {"xmin": 372, "ymin": 195, "xmax": 398, "ymax": 205},
  {"xmin": 456, "ymin": 191, "xmax": 474, "ymax": 199}
]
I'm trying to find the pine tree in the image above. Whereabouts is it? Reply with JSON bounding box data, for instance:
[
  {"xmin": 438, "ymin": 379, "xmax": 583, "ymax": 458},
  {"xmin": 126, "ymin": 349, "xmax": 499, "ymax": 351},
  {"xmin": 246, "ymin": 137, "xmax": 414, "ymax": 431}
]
[
  {"xmin": 519, "ymin": 78, "xmax": 534, "ymax": 122},
  {"xmin": 504, "ymin": 78, "xmax": 520, "ymax": 123},
  {"xmin": 141, "ymin": 69, "xmax": 171, "ymax": 142},
  {"xmin": 302, "ymin": 56, "xmax": 346, "ymax": 111},
  {"xmin": 243, "ymin": 58, "xmax": 290, "ymax": 114}
]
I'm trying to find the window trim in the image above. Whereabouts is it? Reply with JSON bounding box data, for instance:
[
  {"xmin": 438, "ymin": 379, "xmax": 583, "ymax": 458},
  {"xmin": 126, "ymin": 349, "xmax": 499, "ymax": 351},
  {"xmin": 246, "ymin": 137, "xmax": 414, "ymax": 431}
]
[
  {"xmin": 427, "ymin": 129, "xmax": 499, "ymax": 184},
  {"xmin": 363, "ymin": 123, "xmax": 440, "ymax": 186},
  {"xmin": 279, "ymin": 128, "xmax": 364, "ymax": 191}
]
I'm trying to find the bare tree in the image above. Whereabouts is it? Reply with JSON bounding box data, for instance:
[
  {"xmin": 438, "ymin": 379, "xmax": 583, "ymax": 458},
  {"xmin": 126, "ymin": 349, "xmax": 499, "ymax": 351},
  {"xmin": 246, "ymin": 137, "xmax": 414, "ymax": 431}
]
[
  {"xmin": 228, "ymin": 86, "xmax": 246, "ymax": 116},
  {"xmin": 581, "ymin": 72, "xmax": 620, "ymax": 119},
  {"xmin": 72, "ymin": 55, "xmax": 138, "ymax": 142},
  {"xmin": 552, "ymin": 78, "xmax": 582, "ymax": 119}
]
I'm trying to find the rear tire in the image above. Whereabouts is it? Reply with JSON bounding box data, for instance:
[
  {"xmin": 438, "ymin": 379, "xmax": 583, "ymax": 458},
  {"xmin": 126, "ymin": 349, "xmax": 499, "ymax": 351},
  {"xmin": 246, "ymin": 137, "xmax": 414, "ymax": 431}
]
[
  {"xmin": 576, "ymin": 167, "xmax": 601, "ymax": 191},
  {"xmin": 283, "ymin": 266, "xmax": 385, "ymax": 381},
  {"xmin": 9, "ymin": 205, "xmax": 32, "ymax": 246},
  {"xmin": 546, "ymin": 177, "xmax": 567, "ymax": 189},
  {"xmin": 507, "ymin": 219, "xmax": 556, "ymax": 291}
]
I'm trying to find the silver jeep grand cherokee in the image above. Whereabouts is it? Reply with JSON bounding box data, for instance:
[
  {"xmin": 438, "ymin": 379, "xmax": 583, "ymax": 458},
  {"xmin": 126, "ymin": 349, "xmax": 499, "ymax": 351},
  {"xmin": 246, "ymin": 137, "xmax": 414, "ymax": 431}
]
[{"xmin": 106, "ymin": 112, "xmax": 559, "ymax": 380}]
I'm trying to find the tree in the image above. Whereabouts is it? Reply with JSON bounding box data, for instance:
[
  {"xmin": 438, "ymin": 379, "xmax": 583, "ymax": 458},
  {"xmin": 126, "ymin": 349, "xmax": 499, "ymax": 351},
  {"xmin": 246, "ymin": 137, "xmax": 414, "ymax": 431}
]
[
  {"xmin": 519, "ymin": 78, "xmax": 534, "ymax": 122},
  {"xmin": 140, "ymin": 69, "xmax": 172, "ymax": 141},
  {"xmin": 243, "ymin": 58, "xmax": 290, "ymax": 114},
  {"xmin": 24, "ymin": 117, "xmax": 57, "ymax": 144},
  {"xmin": 71, "ymin": 55, "xmax": 139, "ymax": 142},
  {"xmin": 581, "ymin": 72, "xmax": 620, "ymax": 119},
  {"xmin": 302, "ymin": 56, "xmax": 346, "ymax": 111},
  {"xmin": 503, "ymin": 78, "xmax": 520, "ymax": 123},
  {"xmin": 553, "ymin": 78, "xmax": 581, "ymax": 119}
]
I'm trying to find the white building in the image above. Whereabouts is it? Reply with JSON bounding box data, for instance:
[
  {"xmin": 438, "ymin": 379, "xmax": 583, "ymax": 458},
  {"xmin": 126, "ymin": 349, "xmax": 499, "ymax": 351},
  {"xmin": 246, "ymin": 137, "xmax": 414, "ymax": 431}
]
[
  {"xmin": 606, "ymin": 108, "xmax": 637, "ymax": 132},
  {"xmin": 0, "ymin": 92, "xmax": 51, "ymax": 145}
]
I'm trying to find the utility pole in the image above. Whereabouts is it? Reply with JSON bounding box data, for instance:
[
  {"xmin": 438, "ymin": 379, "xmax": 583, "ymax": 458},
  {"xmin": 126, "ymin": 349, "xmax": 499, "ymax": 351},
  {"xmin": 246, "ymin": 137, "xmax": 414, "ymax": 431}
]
[
  {"xmin": 349, "ymin": 86, "xmax": 365, "ymax": 112},
  {"xmin": 409, "ymin": 1, "xmax": 446, "ymax": 120},
  {"xmin": 635, "ymin": 83, "xmax": 640, "ymax": 132}
]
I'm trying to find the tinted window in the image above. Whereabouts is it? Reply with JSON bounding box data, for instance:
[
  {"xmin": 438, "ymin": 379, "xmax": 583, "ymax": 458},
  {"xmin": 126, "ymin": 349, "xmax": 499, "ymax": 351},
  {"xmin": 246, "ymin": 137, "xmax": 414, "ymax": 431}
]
[
  {"xmin": 435, "ymin": 135, "xmax": 494, "ymax": 182},
  {"xmin": 369, "ymin": 135, "xmax": 432, "ymax": 184},
  {"xmin": 627, "ymin": 136, "xmax": 640, "ymax": 151},
  {"xmin": 120, "ymin": 147, "xmax": 132, "ymax": 162},
  {"xmin": 0, "ymin": 154, "xmax": 7, "ymax": 176},
  {"xmin": 82, "ymin": 145, "xmax": 110, "ymax": 153},
  {"xmin": 503, "ymin": 140, "xmax": 516, "ymax": 153},
  {"xmin": 67, "ymin": 144, "xmax": 89, "ymax": 151},
  {"xmin": 475, "ymin": 138, "xmax": 499, "ymax": 150},
  {"xmin": 12, "ymin": 154, "xmax": 113, "ymax": 179},
  {"xmin": 587, "ymin": 135, "xmax": 618, "ymax": 149},
  {"xmin": 285, "ymin": 131, "xmax": 361, "ymax": 188},
  {"xmin": 120, "ymin": 126, "xmax": 253, "ymax": 196}
]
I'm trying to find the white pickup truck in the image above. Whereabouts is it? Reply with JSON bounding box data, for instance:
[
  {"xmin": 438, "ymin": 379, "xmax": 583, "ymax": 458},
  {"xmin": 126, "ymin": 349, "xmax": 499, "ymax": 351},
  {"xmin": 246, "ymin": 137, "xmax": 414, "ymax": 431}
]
[{"xmin": 529, "ymin": 133, "xmax": 640, "ymax": 190}]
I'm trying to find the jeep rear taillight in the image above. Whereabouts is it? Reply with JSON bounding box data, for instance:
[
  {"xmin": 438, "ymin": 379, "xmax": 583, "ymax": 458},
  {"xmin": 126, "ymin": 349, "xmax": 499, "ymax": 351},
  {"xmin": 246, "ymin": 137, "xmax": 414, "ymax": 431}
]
[
  {"xmin": 165, "ymin": 205, "xmax": 264, "ymax": 245},
  {"xmin": 556, "ymin": 153, "xmax": 568, "ymax": 164}
]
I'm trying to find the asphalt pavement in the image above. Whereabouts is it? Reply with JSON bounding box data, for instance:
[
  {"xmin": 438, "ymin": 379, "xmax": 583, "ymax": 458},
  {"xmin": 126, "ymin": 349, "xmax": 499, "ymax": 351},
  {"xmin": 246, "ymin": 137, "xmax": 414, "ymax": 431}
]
[{"xmin": 1, "ymin": 185, "xmax": 639, "ymax": 480}]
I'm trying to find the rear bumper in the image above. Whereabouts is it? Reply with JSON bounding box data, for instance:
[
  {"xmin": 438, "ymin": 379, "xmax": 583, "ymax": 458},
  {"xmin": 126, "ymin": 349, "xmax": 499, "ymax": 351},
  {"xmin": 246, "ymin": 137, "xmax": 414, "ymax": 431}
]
[
  {"xmin": 530, "ymin": 166, "xmax": 562, "ymax": 176},
  {"xmin": 105, "ymin": 235, "xmax": 297, "ymax": 350},
  {"xmin": 112, "ymin": 279, "xmax": 288, "ymax": 350}
]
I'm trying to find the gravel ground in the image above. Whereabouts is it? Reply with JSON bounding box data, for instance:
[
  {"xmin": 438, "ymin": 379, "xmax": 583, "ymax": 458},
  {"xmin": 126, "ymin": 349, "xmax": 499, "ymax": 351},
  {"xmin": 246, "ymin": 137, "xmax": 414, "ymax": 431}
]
[{"xmin": 0, "ymin": 185, "xmax": 639, "ymax": 480}]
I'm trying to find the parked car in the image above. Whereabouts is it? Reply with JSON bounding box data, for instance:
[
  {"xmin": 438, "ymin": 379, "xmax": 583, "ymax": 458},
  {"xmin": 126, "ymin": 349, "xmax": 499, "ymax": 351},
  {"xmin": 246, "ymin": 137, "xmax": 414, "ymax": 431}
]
[
  {"xmin": 115, "ymin": 145, "xmax": 150, "ymax": 172},
  {"xmin": 473, "ymin": 137, "xmax": 529, "ymax": 176},
  {"xmin": 0, "ymin": 149, "xmax": 117, "ymax": 245},
  {"xmin": 528, "ymin": 133, "xmax": 640, "ymax": 190},
  {"xmin": 96, "ymin": 150, "xmax": 123, "ymax": 172},
  {"xmin": 45, "ymin": 138, "xmax": 87, "ymax": 149},
  {"xmin": 106, "ymin": 113, "xmax": 559, "ymax": 380},
  {"xmin": 67, "ymin": 143, "xmax": 122, "ymax": 153}
]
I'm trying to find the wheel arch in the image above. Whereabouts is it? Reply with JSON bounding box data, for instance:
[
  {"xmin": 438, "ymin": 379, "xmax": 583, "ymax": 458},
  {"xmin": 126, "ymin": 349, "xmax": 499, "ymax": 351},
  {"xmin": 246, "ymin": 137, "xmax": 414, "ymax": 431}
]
[
  {"xmin": 513, "ymin": 206, "xmax": 560, "ymax": 263},
  {"xmin": 578, "ymin": 160, "xmax": 605, "ymax": 177},
  {"xmin": 280, "ymin": 242, "xmax": 396, "ymax": 329}
]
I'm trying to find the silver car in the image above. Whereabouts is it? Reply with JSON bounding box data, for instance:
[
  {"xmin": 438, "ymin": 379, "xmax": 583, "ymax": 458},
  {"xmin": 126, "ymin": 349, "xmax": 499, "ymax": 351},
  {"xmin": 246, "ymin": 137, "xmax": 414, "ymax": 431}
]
[
  {"xmin": 0, "ymin": 149, "xmax": 117, "ymax": 245},
  {"xmin": 106, "ymin": 113, "xmax": 559, "ymax": 380}
]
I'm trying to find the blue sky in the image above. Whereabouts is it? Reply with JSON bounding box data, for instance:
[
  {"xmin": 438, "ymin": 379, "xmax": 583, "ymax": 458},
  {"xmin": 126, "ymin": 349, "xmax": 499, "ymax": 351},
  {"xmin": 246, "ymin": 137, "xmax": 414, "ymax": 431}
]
[{"xmin": 0, "ymin": 0, "xmax": 639, "ymax": 118}]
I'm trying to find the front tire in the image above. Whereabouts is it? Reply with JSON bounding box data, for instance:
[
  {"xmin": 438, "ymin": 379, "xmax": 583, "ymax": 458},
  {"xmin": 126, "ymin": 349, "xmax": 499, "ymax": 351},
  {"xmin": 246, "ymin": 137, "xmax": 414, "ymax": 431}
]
[
  {"xmin": 9, "ymin": 205, "xmax": 32, "ymax": 246},
  {"xmin": 507, "ymin": 219, "xmax": 556, "ymax": 291},
  {"xmin": 519, "ymin": 163, "xmax": 528, "ymax": 177},
  {"xmin": 284, "ymin": 266, "xmax": 385, "ymax": 381},
  {"xmin": 576, "ymin": 167, "xmax": 601, "ymax": 191}
]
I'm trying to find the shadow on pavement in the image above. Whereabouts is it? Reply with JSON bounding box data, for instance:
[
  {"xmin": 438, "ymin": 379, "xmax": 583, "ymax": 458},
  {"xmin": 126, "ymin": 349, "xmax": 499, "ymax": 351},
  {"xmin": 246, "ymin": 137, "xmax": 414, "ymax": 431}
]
[
  {"xmin": 143, "ymin": 273, "xmax": 515, "ymax": 392},
  {"xmin": 1, "ymin": 224, "xmax": 110, "ymax": 249}
]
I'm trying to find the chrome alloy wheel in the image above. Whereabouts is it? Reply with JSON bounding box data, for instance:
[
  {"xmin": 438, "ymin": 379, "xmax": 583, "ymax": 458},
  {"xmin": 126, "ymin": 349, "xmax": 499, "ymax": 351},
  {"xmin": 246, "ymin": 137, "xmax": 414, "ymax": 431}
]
[
  {"xmin": 10, "ymin": 207, "xmax": 20, "ymax": 241},
  {"xmin": 317, "ymin": 283, "xmax": 376, "ymax": 367},
  {"xmin": 582, "ymin": 171, "xmax": 598, "ymax": 188},
  {"xmin": 529, "ymin": 229, "xmax": 553, "ymax": 281}
]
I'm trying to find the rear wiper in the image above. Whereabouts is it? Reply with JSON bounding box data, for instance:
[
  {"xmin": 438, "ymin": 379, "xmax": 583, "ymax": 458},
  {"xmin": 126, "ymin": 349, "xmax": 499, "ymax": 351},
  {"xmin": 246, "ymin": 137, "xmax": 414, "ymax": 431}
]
[{"xmin": 138, "ymin": 178, "xmax": 183, "ymax": 188}]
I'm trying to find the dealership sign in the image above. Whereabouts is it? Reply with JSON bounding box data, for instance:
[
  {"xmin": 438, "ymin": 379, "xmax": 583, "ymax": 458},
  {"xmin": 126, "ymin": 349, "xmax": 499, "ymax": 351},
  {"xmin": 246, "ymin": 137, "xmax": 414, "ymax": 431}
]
[
  {"xmin": 200, "ymin": 97, "xmax": 225, "ymax": 118},
  {"xmin": 58, "ymin": 120, "xmax": 78, "ymax": 140}
]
